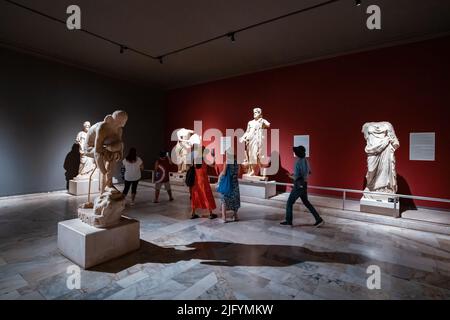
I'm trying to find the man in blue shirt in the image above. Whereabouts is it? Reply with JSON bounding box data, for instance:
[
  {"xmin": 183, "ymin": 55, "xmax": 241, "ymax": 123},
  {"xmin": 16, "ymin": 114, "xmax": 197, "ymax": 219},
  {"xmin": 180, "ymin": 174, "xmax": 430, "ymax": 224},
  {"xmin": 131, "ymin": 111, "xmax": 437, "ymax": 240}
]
[{"xmin": 280, "ymin": 145, "xmax": 324, "ymax": 227}]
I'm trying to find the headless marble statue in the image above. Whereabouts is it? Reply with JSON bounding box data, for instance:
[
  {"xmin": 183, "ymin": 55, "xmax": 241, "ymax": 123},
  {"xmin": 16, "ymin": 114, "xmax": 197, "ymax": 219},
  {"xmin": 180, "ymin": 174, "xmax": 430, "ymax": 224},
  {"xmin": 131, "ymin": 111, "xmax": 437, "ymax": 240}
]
[{"xmin": 362, "ymin": 121, "xmax": 400, "ymax": 200}]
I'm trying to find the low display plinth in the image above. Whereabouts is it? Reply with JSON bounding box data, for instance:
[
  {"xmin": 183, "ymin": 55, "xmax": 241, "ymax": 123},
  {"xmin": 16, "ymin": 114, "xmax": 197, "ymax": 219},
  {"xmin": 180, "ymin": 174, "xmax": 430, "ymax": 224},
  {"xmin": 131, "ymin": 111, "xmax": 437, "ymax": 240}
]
[
  {"xmin": 68, "ymin": 179, "xmax": 100, "ymax": 196},
  {"xmin": 169, "ymin": 172, "xmax": 186, "ymax": 185},
  {"xmin": 360, "ymin": 197, "xmax": 400, "ymax": 218},
  {"xmin": 238, "ymin": 180, "xmax": 277, "ymax": 199},
  {"xmin": 57, "ymin": 217, "xmax": 140, "ymax": 269},
  {"xmin": 242, "ymin": 174, "xmax": 269, "ymax": 182}
]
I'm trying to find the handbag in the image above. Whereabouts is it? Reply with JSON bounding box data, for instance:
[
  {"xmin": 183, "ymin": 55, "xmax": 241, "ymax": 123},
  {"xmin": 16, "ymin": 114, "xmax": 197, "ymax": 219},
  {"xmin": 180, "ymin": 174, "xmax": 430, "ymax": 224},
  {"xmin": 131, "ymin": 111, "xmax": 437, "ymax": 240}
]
[
  {"xmin": 217, "ymin": 166, "xmax": 232, "ymax": 195},
  {"xmin": 185, "ymin": 166, "xmax": 196, "ymax": 187}
]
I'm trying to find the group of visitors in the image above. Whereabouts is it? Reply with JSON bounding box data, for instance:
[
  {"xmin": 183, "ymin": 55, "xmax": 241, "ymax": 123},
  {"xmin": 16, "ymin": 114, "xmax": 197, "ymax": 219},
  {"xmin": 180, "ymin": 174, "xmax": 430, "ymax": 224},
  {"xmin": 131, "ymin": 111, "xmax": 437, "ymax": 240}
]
[{"xmin": 120, "ymin": 145, "xmax": 323, "ymax": 227}]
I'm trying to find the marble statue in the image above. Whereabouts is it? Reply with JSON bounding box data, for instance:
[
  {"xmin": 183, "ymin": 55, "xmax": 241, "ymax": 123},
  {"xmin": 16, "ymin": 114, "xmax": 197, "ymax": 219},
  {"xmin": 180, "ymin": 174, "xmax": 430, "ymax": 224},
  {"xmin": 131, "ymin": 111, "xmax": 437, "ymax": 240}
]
[
  {"xmin": 362, "ymin": 121, "xmax": 400, "ymax": 200},
  {"xmin": 239, "ymin": 107, "xmax": 271, "ymax": 177},
  {"xmin": 174, "ymin": 128, "xmax": 201, "ymax": 173},
  {"xmin": 78, "ymin": 110, "xmax": 128, "ymax": 228},
  {"xmin": 74, "ymin": 121, "xmax": 97, "ymax": 180},
  {"xmin": 84, "ymin": 110, "xmax": 128, "ymax": 193}
]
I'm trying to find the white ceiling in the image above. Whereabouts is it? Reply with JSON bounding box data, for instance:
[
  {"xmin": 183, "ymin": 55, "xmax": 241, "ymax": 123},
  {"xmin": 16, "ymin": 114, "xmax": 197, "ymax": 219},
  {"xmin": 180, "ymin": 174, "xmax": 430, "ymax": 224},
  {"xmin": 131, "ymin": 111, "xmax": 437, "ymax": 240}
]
[{"xmin": 1, "ymin": 0, "xmax": 449, "ymax": 89}]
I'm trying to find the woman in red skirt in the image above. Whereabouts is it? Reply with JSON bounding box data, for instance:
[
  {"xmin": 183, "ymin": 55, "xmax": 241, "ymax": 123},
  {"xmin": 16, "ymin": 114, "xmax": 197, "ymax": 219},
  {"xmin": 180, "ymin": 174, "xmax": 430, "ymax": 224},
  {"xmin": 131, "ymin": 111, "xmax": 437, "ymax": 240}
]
[{"xmin": 190, "ymin": 149, "xmax": 217, "ymax": 219}]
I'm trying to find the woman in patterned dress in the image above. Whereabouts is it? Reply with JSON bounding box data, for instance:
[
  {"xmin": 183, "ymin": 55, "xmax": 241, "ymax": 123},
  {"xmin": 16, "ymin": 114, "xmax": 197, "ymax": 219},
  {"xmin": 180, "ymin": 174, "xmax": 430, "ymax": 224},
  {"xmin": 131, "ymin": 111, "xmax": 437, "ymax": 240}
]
[{"xmin": 218, "ymin": 151, "xmax": 241, "ymax": 222}]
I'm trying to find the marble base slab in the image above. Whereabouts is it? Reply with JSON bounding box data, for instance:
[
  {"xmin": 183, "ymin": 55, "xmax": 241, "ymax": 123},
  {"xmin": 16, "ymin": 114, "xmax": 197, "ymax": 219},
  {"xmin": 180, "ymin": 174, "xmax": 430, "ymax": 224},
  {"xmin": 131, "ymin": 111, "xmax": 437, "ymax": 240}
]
[
  {"xmin": 68, "ymin": 179, "xmax": 100, "ymax": 196},
  {"xmin": 242, "ymin": 174, "xmax": 269, "ymax": 182},
  {"xmin": 169, "ymin": 172, "xmax": 186, "ymax": 185},
  {"xmin": 238, "ymin": 180, "xmax": 276, "ymax": 199},
  {"xmin": 57, "ymin": 217, "xmax": 140, "ymax": 269},
  {"xmin": 360, "ymin": 197, "xmax": 400, "ymax": 218}
]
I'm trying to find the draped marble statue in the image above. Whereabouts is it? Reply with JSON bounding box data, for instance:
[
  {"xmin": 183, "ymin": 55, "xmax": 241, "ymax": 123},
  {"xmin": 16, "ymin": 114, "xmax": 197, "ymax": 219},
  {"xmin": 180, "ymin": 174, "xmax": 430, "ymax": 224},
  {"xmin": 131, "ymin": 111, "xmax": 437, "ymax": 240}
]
[
  {"xmin": 74, "ymin": 121, "xmax": 97, "ymax": 180},
  {"xmin": 175, "ymin": 128, "xmax": 194, "ymax": 173},
  {"xmin": 239, "ymin": 107, "xmax": 270, "ymax": 177},
  {"xmin": 174, "ymin": 128, "xmax": 201, "ymax": 173},
  {"xmin": 362, "ymin": 121, "xmax": 400, "ymax": 200},
  {"xmin": 78, "ymin": 110, "xmax": 128, "ymax": 228}
]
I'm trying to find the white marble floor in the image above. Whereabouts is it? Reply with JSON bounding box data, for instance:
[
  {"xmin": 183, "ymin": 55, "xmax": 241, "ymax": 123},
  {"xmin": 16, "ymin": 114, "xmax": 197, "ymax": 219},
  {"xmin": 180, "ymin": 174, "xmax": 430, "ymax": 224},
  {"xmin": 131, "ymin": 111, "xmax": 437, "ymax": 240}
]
[{"xmin": 0, "ymin": 185, "xmax": 449, "ymax": 300}]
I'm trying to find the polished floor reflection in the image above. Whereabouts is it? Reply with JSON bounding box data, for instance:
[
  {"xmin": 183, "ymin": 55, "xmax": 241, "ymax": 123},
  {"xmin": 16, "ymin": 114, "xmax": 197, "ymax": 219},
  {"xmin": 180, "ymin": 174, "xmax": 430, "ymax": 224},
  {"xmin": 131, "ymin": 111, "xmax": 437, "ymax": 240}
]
[{"xmin": 0, "ymin": 185, "xmax": 449, "ymax": 300}]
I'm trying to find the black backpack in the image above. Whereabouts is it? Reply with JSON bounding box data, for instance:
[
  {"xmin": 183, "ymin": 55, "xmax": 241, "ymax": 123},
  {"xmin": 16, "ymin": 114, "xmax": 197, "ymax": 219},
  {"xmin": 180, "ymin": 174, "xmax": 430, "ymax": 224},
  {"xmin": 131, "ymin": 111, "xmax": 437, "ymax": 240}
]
[{"xmin": 185, "ymin": 166, "xmax": 196, "ymax": 187}]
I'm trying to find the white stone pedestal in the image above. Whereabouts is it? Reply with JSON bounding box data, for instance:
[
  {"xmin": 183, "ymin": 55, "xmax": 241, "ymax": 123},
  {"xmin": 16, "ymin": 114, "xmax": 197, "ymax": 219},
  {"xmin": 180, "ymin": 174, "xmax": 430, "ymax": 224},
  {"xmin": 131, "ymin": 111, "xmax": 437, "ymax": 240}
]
[
  {"xmin": 57, "ymin": 217, "xmax": 140, "ymax": 269},
  {"xmin": 238, "ymin": 180, "xmax": 277, "ymax": 199},
  {"xmin": 68, "ymin": 179, "xmax": 100, "ymax": 196},
  {"xmin": 169, "ymin": 172, "xmax": 185, "ymax": 185},
  {"xmin": 360, "ymin": 197, "xmax": 400, "ymax": 217},
  {"xmin": 242, "ymin": 174, "xmax": 269, "ymax": 182}
]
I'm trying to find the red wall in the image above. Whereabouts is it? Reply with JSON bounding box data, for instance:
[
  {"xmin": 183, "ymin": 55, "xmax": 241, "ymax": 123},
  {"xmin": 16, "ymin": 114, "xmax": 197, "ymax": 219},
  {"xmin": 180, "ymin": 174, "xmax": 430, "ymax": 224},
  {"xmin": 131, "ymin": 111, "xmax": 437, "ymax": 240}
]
[{"xmin": 166, "ymin": 36, "xmax": 450, "ymax": 207}]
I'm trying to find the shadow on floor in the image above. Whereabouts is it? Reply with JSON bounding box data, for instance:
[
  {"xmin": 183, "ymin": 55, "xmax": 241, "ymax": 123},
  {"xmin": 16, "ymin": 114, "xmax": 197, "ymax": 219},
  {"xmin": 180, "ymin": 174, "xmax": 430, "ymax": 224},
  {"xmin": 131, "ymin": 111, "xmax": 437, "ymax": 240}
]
[
  {"xmin": 397, "ymin": 174, "xmax": 418, "ymax": 214},
  {"xmin": 91, "ymin": 240, "xmax": 370, "ymax": 273}
]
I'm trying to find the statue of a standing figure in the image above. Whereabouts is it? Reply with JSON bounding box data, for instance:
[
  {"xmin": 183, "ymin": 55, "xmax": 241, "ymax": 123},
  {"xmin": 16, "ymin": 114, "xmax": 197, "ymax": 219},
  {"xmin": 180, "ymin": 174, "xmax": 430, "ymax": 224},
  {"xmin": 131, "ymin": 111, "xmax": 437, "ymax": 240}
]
[
  {"xmin": 239, "ymin": 107, "xmax": 270, "ymax": 177},
  {"xmin": 78, "ymin": 110, "xmax": 128, "ymax": 228},
  {"xmin": 362, "ymin": 121, "xmax": 400, "ymax": 200},
  {"xmin": 74, "ymin": 121, "xmax": 97, "ymax": 180}
]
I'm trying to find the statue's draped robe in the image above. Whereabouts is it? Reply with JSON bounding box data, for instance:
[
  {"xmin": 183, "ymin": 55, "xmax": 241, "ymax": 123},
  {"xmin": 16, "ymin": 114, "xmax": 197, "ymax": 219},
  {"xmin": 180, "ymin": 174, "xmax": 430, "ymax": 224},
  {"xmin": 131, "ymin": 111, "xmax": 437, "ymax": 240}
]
[
  {"xmin": 244, "ymin": 118, "xmax": 270, "ymax": 164},
  {"xmin": 363, "ymin": 122, "xmax": 399, "ymax": 196},
  {"xmin": 75, "ymin": 130, "xmax": 96, "ymax": 178}
]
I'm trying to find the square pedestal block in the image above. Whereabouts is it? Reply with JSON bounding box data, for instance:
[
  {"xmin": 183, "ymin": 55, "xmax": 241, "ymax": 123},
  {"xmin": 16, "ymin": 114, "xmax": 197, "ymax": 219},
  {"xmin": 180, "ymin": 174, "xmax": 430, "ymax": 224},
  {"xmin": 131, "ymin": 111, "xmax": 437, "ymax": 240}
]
[
  {"xmin": 169, "ymin": 172, "xmax": 186, "ymax": 185},
  {"xmin": 360, "ymin": 197, "xmax": 400, "ymax": 218},
  {"xmin": 68, "ymin": 179, "xmax": 100, "ymax": 196},
  {"xmin": 239, "ymin": 180, "xmax": 277, "ymax": 199},
  {"xmin": 57, "ymin": 217, "xmax": 140, "ymax": 269}
]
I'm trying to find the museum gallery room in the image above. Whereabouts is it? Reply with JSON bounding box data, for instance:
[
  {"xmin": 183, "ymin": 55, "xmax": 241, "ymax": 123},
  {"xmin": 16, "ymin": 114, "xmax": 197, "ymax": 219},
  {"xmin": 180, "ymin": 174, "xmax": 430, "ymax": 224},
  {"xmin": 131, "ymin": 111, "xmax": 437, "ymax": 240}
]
[{"xmin": 0, "ymin": 0, "xmax": 449, "ymax": 303}]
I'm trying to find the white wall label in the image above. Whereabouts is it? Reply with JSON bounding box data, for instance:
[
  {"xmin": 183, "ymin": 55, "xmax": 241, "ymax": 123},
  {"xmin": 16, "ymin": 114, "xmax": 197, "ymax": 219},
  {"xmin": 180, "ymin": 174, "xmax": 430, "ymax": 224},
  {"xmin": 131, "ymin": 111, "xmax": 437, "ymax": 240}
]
[
  {"xmin": 293, "ymin": 135, "xmax": 310, "ymax": 157},
  {"xmin": 410, "ymin": 132, "xmax": 435, "ymax": 161}
]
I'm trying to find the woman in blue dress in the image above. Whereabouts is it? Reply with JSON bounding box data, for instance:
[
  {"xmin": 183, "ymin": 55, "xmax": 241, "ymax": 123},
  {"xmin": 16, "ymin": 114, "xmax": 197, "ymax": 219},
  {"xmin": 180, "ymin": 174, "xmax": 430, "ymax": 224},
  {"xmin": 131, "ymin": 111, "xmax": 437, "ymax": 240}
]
[{"xmin": 218, "ymin": 151, "xmax": 241, "ymax": 222}]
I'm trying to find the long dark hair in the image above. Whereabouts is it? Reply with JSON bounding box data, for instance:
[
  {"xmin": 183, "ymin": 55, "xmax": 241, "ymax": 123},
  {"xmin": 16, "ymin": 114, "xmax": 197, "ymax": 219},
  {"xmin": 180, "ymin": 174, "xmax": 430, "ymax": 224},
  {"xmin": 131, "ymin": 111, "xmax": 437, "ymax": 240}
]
[
  {"xmin": 293, "ymin": 146, "xmax": 306, "ymax": 158},
  {"xmin": 126, "ymin": 147, "xmax": 137, "ymax": 162}
]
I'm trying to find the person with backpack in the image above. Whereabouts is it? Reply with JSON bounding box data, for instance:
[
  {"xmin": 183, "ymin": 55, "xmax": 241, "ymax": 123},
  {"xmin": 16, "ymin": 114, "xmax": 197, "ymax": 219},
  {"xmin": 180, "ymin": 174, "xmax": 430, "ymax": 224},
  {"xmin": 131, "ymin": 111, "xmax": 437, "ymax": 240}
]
[
  {"xmin": 154, "ymin": 151, "xmax": 174, "ymax": 203},
  {"xmin": 217, "ymin": 150, "xmax": 241, "ymax": 222},
  {"xmin": 187, "ymin": 147, "xmax": 217, "ymax": 219},
  {"xmin": 280, "ymin": 145, "xmax": 324, "ymax": 227}
]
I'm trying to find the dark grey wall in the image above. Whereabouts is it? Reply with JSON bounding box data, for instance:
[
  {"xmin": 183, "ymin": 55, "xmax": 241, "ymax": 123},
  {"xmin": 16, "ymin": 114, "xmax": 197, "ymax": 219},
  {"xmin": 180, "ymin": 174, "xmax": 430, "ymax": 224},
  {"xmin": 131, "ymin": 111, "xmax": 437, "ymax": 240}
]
[{"xmin": 0, "ymin": 47, "xmax": 165, "ymax": 197}]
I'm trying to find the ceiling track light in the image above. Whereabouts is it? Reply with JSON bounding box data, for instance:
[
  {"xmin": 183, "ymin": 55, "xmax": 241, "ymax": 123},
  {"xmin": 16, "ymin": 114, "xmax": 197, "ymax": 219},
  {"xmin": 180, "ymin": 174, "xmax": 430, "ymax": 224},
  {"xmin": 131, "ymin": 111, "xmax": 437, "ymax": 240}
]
[
  {"xmin": 5, "ymin": 0, "xmax": 342, "ymax": 64},
  {"xmin": 355, "ymin": 0, "xmax": 361, "ymax": 6},
  {"xmin": 119, "ymin": 45, "xmax": 127, "ymax": 54}
]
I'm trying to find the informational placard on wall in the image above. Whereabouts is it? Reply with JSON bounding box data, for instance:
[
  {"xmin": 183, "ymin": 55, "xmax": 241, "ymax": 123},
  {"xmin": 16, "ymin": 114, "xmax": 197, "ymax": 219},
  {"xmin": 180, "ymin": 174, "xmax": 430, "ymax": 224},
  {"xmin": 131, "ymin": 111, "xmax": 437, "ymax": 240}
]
[
  {"xmin": 293, "ymin": 135, "xmax": 310, "ymax": 157},
  {"xmin": 409, "ymin": 132, "xmax": 435, "ymax": 161},
  {"xmin": 220, "ymin": 136, "xmax": 232, "ymax": 154}
]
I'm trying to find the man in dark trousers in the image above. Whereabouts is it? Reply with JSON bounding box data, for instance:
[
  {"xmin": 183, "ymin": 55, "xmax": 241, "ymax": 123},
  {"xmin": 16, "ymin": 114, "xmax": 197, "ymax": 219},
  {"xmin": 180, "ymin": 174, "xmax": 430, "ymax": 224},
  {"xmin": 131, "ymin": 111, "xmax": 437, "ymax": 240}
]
[{"xmin": 280, "ymin": 145, "xmax": 324, "ymax": 227}]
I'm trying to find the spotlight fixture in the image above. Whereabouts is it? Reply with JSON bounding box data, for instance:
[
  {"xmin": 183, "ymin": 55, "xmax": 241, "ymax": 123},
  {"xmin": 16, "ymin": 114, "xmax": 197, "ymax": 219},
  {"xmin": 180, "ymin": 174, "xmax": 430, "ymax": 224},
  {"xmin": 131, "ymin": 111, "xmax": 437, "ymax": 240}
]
[
  {"xmin": 355, "ymin": 0, "xmax": 361, "ymax": 6},
  {"xmin": 158, "ymin": 56, "xmax": 164, "ymax": 64},
  {"xmin": 119, "ymin": 45, "xmax": 127, "ymax": 54},
  {"xmin": 227, "ymin": 32, "xmax": 236, "ymax": 42}
]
